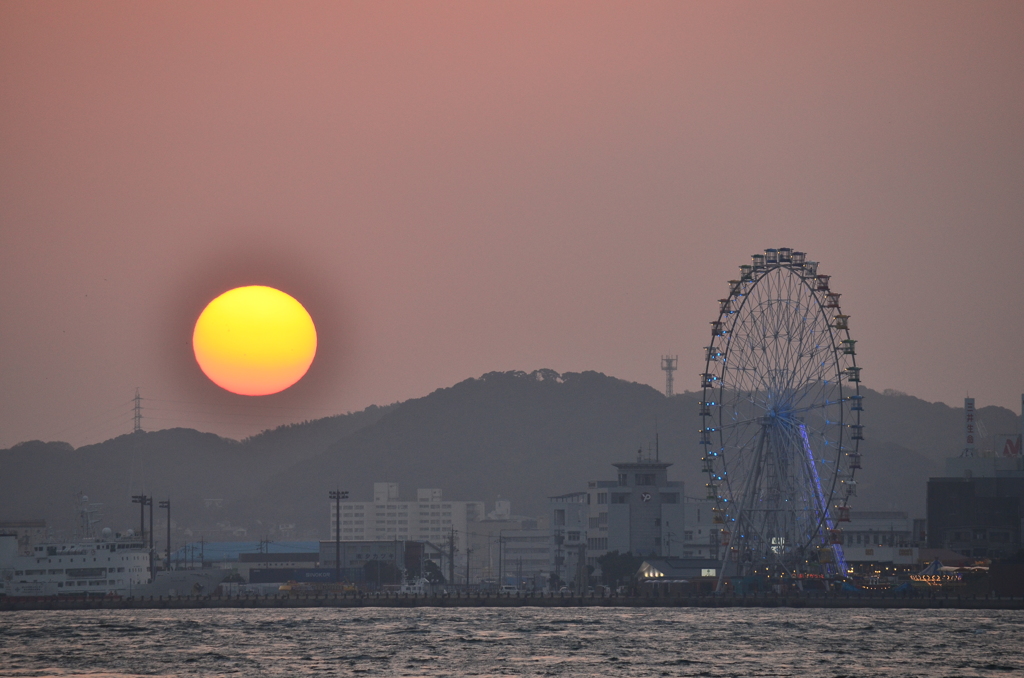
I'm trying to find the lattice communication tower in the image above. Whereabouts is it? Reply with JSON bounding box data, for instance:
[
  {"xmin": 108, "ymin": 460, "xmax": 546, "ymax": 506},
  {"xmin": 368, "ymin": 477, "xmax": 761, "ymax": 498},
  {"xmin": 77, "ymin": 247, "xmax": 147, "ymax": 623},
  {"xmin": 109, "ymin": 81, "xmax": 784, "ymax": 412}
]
[{"xmin": 661, "ymin": 355, "xmax": 678, "ymax": 397}]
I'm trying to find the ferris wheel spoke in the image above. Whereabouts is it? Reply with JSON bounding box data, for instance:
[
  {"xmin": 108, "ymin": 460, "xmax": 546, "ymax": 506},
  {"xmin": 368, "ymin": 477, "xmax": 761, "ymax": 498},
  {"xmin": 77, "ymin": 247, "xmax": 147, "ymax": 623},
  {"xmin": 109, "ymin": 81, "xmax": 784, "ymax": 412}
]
[
  {"xmin": 787, "ymin": 398, "xmax": 846, "ymax": 416},
  {"xmin": 718, "ymin": 417, "xmax": 766, "ymax": 432}
]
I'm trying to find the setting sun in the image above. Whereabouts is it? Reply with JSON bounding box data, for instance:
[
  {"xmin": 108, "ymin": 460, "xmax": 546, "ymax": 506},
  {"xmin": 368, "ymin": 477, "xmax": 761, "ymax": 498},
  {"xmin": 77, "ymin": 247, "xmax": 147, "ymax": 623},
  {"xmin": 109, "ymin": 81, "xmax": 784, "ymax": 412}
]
[{"xmin": 192, "ymin": 286, "xmax": 317, "ymax": 396}]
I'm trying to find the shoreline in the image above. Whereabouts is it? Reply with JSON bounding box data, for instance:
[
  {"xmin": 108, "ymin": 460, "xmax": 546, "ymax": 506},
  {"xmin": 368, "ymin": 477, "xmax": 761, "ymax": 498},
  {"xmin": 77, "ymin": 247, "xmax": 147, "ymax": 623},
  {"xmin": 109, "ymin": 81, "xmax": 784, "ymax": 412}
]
[{"xmin": 3, "ymin": 593, "xmax": 1022, "ymax": 612}]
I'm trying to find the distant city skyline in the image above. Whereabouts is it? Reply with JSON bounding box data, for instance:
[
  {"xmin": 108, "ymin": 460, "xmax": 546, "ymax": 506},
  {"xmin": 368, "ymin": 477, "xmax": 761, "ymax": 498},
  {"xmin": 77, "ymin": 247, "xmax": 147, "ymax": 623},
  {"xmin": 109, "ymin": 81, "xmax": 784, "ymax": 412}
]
[{"xmin": 2, "ymin": 2, "xmax": 1022, "ymax": 448}]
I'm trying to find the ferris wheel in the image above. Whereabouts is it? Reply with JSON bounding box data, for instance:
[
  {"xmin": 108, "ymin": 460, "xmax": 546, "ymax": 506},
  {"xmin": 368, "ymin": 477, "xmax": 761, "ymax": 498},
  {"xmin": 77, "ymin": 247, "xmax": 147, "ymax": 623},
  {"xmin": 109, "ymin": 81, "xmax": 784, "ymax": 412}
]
[{"xmin": 699, "ymin": 248, "xmax": 862, "ymax": 586}]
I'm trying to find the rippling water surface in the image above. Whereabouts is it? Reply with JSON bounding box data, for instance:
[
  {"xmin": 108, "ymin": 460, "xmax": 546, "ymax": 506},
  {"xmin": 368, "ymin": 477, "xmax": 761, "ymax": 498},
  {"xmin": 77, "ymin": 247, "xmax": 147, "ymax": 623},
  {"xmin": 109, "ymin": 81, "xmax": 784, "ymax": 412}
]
[{"xmin": 1, "ymin": 608, "xmax": 1021, "ymax": 677}]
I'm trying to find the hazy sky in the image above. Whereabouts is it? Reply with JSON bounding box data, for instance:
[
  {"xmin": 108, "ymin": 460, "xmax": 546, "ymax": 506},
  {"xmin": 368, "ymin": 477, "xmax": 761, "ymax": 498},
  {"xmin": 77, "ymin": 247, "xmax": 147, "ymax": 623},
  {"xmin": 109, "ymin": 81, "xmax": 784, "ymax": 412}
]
[{"xmin": 2, "ymin": 1, "xmax": 1022, "ymax": 449}]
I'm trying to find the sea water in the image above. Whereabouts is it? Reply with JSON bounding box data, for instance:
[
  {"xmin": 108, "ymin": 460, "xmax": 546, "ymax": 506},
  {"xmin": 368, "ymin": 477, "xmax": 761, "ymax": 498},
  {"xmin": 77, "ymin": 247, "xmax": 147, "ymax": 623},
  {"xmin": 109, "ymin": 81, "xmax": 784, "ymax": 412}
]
[{"xmin": 0, "ymin": 607, "xmax": 1020, "ymax": 677}]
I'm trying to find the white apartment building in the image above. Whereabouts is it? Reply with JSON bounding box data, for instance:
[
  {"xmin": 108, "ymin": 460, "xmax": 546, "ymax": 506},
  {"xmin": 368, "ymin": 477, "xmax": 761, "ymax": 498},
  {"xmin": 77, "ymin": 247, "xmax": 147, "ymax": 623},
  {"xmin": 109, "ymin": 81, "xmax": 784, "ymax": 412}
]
[
  {"xmin": 550, "ymin": 491, "xmax": 589, "ymax": 586},
  {"xmin": 679, "ymin": 498, "xmax": 719, "ymax": 559},
  {"xmin": 839, "ymin": 511, "xmax": 914, "ymax": 548},
  {"xmin": 328, "ymin": 482, "xmax": 485, "ymax": 554},
  {"xmin": 499, "ymin": 529, "xmax": 552, "ymax": 589},
  {"xmin": 468, "ymin": 502, "xmax": 544, "ymax": 585}
]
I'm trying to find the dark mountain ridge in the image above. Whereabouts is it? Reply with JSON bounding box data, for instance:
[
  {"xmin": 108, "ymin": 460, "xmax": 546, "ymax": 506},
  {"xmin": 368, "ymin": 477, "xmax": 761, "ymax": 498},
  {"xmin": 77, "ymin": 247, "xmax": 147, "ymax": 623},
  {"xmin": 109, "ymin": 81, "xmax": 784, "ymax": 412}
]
[
  {"xmin": 1, "ymin": 370, "xmax": 1018, "ymax": 537},
  {"xmin": 0, "ymin": 405, "xmax": 390, "ymax": 534}
]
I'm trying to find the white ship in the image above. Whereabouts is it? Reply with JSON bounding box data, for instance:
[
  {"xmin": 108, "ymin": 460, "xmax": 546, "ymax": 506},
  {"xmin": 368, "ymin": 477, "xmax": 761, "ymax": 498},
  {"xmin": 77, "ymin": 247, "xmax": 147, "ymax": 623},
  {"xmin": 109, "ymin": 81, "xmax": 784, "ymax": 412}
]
[
  {"xmin": 1, "ymin": 496, "xmax": 229, "ymax": 598},
  {"xmin": 0, "ymin": 531, "xmax": 151, "ymax": 597}
]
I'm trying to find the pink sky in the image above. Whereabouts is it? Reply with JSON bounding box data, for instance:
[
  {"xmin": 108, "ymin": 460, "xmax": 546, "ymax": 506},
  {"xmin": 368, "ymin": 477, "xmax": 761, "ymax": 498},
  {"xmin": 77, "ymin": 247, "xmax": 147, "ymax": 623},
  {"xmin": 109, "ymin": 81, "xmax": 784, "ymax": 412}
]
[{"xmin": 2, "ymin": 1, "xmax": 1022, "ymax": 448}]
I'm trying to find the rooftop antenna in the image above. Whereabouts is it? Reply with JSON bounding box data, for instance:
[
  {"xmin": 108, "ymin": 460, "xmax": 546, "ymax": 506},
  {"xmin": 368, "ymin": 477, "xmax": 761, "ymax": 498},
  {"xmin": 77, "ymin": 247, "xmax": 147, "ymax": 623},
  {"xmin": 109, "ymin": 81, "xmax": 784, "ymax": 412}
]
[{"xmin": 661, "ymin": 356, "xmax": 678, "ymax": 397}]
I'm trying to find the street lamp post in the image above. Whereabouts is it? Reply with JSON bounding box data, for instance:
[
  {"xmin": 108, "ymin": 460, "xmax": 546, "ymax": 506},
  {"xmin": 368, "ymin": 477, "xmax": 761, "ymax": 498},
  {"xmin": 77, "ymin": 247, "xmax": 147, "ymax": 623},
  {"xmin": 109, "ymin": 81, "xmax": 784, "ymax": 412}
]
[
  {"xmin": 329, "ymin": 488, "xmax": 348, "ymax": 584},
  {"xmin": 131, "ymin": 494, "xmax": 148, "ymax": 544},
  {"xmin": 498, "ymin": 530, "xmax": 504, "ymax": 587},
  {"xmin": 159, "ymin": 499, "xmax": 171, "ymax": 571},
  {"xmin": 553, "ymin": 528, "xmax": 564, "ymax": 587},
  {"xmin": 146, "ymin": 496, "xmax": 154, "ymax": 580},
  {"xmin": 132, "ymin": 494, "xmax": 155, "ymax": 581}
]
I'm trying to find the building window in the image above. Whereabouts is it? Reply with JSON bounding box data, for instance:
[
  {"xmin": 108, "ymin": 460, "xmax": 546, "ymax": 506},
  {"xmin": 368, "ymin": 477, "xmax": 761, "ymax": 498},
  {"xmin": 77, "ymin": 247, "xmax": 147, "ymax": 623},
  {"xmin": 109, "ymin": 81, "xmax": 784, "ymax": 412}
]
[
  {"xmin": 611, "ymin": 494, "xmax": 629, "ymax": 504},
  {"xmin": 597, "ymin": 492, "xmax": 608, "ymax": 504},
  {"xmin": 567, "ymin": 531, "xmax": 580, "ymax": 542},
  {"xmin": 554, "ymin": 509, "xmax": 566, "ymax": 526},
  {"xmin": 618, "ymin": 473, "xmax": 628, "ymax": 486},
  {"xmin": 635, "ymin": 474, "xmax": 656, "ymax": 485}
]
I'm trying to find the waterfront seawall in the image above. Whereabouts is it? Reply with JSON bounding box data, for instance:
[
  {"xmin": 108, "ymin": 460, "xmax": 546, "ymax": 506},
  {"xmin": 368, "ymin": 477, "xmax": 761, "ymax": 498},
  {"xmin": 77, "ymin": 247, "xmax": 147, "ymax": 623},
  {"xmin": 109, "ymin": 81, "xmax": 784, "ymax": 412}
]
[{"xmin": 3, "ymin": 593, "xmax": 1023, "ymax": 612}]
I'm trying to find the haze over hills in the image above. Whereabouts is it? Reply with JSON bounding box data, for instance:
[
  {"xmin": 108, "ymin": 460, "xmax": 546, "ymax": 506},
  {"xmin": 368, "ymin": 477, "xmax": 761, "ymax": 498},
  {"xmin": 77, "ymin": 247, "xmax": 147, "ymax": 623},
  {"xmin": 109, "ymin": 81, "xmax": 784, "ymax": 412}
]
[
  {"xmin": 0, "ymin": 406, "xmax": 391, "ymax": 536},
  {"xmin": 1, "ymin": 370, "xmax": 1019, "ymax": 539}
]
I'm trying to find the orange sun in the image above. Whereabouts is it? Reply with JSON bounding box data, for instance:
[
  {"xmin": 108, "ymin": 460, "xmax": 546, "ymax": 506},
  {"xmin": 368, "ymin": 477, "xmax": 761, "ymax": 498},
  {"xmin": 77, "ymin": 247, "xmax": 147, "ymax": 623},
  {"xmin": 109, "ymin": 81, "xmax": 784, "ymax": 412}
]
[{"xmin": 192, "ymin": 286, "xmax": 317, "ymax": 396}]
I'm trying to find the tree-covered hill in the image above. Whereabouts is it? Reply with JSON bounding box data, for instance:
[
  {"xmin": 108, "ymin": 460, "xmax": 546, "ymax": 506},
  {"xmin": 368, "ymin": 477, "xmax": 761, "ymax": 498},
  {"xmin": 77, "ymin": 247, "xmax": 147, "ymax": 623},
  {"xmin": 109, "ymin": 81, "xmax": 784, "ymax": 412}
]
[{"xmin": 2, "ymin": 371, "xmax": 1017, "ymax": 537}]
